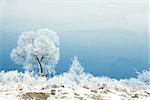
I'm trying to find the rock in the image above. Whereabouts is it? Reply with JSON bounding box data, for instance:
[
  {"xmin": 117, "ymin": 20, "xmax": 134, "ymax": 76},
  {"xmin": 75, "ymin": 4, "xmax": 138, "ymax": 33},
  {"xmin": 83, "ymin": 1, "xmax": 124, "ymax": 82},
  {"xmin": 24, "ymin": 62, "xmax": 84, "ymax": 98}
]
[
  {"xmin": 41, "ymin": 87, "xmax": 45, "ymax": 90},
  {"xmin": 61, "ymin": 85, "xmax": 64, "ymax": 88},
  {"xmin": 91, "ymin": 90, "xmax": 98, "ymax": 93},
  {"xmin": 131, "ymin": 94, "xmax": 139, "ymax": 98},
  {"xmin": 51, "ymin": 90, "xmax": 56, "ymax": 95},
  {"xmin": 83, "ymin": 86, "xmax": 89, "ymax": 89},
  {"xmin": 74, "ymin": 92, "xmax": 80, "ymax": 96},
  {"xmin": 99, "ymin": 87, "xmax": 104, "ymax": 89},
  {"xmin": 106, "ymin": 89, "xmax": 111, "ymax": 92}
]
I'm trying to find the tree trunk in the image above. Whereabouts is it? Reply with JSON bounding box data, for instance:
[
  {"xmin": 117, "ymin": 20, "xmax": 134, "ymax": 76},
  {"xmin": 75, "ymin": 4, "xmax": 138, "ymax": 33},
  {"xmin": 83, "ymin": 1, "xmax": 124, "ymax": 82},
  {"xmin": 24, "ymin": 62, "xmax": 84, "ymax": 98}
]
[
  {"xmin": 38, "ymin": 61, "xmax": 43, "ymax": 77},
  {"xmin": 34, "ymin": 55, "xmax": 44, "ymax": 77}
]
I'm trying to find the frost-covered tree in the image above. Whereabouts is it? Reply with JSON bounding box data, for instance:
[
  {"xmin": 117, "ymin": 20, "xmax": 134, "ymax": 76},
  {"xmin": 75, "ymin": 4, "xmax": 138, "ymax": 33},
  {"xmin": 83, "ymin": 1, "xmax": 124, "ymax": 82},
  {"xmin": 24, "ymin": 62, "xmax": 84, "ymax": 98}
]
[
  {"xmin": 10, "ymin": 29, "xmax": 60, "ymax": 77},
  {"xmin": 68, "ymin": 57, "xmax": 85, "ymax": 84},
  {"xmin": 68, "ymin": 57, "xmax": 84, "ymax": 75}
]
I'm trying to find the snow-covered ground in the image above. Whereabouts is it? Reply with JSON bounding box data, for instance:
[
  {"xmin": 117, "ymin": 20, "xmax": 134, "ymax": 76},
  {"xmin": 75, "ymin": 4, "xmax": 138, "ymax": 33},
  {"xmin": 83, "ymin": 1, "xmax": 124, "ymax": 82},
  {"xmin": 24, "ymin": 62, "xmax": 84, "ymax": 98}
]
[
  {"xmin": 1, "ymin": 86, "xmax": 150, "ymax": 100},
  {"xmin": 0, "ymin": 70, "xmax": 150, "ymax": 100},
  {"xmin": 0, "ymin": 59, "xmax": 150, "ymax": 100}
]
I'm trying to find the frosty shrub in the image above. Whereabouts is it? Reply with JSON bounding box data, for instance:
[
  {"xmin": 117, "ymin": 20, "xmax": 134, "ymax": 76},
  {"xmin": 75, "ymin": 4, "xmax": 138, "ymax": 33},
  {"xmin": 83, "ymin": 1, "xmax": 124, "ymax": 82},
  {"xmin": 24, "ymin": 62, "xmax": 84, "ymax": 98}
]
[
  {"xmin": 47, "ymin": 57, "xmax": 87, "ymax": 87},
  {"xmin": 67, "ymin": 57, "xmax": 86, "ymax": 85},
  {"xmin": 0, "ymin": 61, "xmax": 149, "ymax": 92},
  {"xmin": 68, "ymin": 57, "xmax": 85, "ymax": 75},
  {"xmin": 10, "ymin": 29, "xmax": 60, "ymax": 77},
  {"xmin": 0, "ymin": 70, "xmax": 23, "ymax": 83},
  {"xmin": 137, "ymin": 69, "xmax": 150, "ymax": 84}
]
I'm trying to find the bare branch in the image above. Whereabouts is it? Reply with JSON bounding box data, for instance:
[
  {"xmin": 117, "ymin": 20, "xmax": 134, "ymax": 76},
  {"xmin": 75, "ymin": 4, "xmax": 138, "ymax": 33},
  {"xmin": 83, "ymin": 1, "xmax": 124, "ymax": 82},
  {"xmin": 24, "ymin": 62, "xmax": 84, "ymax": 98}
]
[{"xmin": 40, "ymin": 54, "xmax": 46, "ymax": 62}]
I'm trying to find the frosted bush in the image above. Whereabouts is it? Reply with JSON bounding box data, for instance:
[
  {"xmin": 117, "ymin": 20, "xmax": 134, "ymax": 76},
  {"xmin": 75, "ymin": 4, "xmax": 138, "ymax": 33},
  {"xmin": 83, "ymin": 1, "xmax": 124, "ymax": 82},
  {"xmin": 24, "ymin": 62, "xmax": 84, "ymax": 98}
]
[
  {"xmin": 137, "ymin": 69, "xmax": 150, "ymax": 84},
  {"xmin": 0, "ymin": 70, "xmax": 23, "ymax": 83},
  {"xmin": 0, "ymin": 57, "xmax": 150, "ymax": 93},
  {"xmin": 68, "ymin": 57, "xmax": 84, "ymax": 75}
]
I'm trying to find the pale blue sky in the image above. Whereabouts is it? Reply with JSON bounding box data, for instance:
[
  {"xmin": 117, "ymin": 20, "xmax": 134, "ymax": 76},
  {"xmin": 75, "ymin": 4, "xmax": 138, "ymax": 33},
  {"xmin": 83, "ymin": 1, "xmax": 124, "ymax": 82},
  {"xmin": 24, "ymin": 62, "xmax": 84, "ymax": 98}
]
[{"xmin": 0, "ymin": 0, "xmax": 149, "ymax": 79}]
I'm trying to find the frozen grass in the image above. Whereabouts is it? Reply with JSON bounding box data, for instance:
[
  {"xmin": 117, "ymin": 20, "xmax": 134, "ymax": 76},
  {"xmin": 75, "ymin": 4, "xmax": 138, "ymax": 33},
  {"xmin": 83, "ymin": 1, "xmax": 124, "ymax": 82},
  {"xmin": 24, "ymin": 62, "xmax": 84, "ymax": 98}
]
[{"xmin": 0, "ymin": 58, "xmax": 150, "ymax": 99}]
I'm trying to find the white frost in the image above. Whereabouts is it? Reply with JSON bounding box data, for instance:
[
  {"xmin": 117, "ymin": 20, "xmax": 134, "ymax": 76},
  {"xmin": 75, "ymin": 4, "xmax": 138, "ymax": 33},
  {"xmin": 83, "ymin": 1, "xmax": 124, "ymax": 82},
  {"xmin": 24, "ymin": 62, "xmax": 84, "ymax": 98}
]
[
  {"xmin": 0, "ymin": 58, "xmax": 150, "ymax": 99},
  {"xmin": 10, "ymin": 29, "xmax": 60, "ymax": 74}
]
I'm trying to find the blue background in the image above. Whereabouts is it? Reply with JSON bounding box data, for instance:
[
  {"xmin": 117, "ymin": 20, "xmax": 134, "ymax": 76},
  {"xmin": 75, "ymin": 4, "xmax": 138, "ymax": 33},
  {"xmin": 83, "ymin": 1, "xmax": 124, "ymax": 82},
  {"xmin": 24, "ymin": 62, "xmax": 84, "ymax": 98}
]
[{"xmin": 0, "ymin": 1, "xmax": 149, "ymax": 79}]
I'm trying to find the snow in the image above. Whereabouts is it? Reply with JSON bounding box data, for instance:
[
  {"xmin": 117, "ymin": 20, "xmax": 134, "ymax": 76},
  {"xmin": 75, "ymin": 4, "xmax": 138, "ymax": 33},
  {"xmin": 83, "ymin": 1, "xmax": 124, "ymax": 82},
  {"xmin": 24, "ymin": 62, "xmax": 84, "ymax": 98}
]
[
  {"xmin": 0, "ymin": 58, "xmax": 150, "ymax": 99},
  {"xmin": 0, "ymin": 68, "xmax": 150, "ymax": 99}
]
